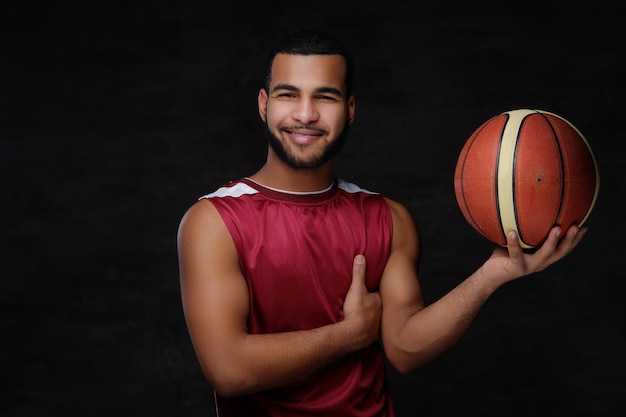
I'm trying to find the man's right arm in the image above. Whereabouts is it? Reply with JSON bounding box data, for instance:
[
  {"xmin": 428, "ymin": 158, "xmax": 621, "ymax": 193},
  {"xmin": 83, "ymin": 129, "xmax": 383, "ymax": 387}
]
[{"xmin": 177, "ymin": 199, "xmax": 381, "ymax": 397}]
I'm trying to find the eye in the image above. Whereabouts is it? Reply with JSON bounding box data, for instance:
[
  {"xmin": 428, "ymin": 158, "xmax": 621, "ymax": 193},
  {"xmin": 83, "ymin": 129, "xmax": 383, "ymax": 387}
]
[{"xmin": 276, "ymin": 92, "xmax": 296, "ymax": 98}]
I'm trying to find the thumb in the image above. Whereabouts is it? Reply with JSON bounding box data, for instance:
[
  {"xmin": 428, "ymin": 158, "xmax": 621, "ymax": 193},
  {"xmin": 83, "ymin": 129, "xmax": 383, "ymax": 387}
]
[{"xmin": 350, "ymin": 254, "xmax": 367, "ymax": 288}]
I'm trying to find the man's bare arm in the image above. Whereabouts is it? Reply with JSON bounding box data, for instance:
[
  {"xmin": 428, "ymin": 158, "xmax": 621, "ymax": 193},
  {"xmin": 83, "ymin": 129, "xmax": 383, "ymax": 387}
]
[
  {"xmin": 379, "ymin": 198, "xmax": 586, "ymax": 374},
  {"xmin": 177, "ymin": 199, "xmax": 381, "ymax": 397}
]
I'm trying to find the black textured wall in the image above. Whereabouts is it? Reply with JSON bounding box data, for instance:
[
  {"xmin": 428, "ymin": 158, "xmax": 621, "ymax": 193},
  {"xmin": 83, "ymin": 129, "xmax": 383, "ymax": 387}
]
[{"xmin": 3, "ymin": 1, "xmax": 624, "ymax": 416}]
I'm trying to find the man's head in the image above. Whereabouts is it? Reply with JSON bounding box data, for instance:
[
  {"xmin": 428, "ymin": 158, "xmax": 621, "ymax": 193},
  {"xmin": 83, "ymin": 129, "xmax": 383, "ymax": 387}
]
[{"xmin": 258, "ymin": 30, "xmax": 355, "ymax": 170}]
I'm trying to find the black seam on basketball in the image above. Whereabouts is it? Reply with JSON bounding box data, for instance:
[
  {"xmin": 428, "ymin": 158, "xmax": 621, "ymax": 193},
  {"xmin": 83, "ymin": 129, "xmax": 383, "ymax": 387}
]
[{"xmin": 513, "ymin": 115, "xmax": 527, "ymax": 246}]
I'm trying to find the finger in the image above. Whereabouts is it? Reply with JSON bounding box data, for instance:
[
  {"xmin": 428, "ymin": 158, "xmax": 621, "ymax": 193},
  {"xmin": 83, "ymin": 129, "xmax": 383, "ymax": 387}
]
[
  {"xmin": 350, "ymin": 254, "xmax": 367, "ymax": 288},
  {"xmin": 572, "ymin": 225, "xmax": 587, "ymax": 246},
  {"xmin": 558, "ymin": 225, "xmax": 585, "ymax": 254},
  {"xmin": 543, "ymin": 226, "xmax": 563, "ymax": 252},
  {"xmin": 506, "ymin": 230, "xmax": 524, "ymax": 265},
  {"xmin": 530, "ymin": 226, "xmax": 570, "ymax": 271},
  {"xmin": 529, "ymin": 226, "xmax": 561, "ymax": 262}
]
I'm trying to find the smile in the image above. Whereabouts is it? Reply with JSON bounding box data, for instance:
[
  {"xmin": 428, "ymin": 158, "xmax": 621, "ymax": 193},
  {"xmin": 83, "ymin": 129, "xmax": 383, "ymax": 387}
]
[{"xmin": 281, "ymin": 126, "xmax": 327, "ymax": 144}]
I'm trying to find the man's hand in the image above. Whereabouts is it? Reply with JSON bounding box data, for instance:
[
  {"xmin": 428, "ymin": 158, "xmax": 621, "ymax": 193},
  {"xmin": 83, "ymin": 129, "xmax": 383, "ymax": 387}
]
[
  {"xmin": 482, "ymin": 224, "xmax": 588, "ymax": 285},
  {"xmin": 341, "ymin": 254, "xmax": 382, "ymax": 349}
]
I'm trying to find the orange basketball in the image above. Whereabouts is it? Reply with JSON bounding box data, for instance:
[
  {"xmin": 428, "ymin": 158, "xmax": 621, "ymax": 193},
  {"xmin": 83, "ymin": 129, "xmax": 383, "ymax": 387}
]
[{"xmin": 454, "ymin": 109, "xmax": 600, "ymax": 249}]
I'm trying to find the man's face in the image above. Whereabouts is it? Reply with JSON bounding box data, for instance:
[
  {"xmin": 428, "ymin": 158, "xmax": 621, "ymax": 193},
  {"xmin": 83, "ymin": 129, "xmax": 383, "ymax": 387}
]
[{"xmin": 258, "ymin": 53, "xmax": 355, "ymax": 169}]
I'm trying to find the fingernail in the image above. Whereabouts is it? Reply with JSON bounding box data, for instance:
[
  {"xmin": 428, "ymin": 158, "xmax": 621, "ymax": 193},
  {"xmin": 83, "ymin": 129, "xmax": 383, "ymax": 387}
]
[{"xmin": 355, "ymin": 254, "xmax": 364, "ymax": 264}]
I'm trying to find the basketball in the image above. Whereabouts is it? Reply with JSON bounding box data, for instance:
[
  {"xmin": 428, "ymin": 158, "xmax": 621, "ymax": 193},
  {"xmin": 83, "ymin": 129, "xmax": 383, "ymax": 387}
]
[{"xmin": 454, "ymin": 109, "xmax": 600, "ymax": 249}]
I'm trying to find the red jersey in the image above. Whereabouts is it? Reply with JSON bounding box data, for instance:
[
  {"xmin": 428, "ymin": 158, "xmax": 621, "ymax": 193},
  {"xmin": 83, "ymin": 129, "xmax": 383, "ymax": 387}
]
[{"xmin": 202, "ymin": 177, "xmax": 395, "ymax": 416}]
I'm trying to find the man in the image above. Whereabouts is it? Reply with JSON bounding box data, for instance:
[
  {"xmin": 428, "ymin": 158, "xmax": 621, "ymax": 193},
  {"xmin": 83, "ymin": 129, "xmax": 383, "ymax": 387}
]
[{"xmin": 177, "ymin": 29, "xmax": 586, "ymax": 416}]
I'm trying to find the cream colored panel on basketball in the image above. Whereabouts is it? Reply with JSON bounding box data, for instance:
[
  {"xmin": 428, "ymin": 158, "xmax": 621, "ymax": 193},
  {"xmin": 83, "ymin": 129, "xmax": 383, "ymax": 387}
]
[{"xmin": 497, "ymin": 109, "xmax": 536, "ymax": 249}]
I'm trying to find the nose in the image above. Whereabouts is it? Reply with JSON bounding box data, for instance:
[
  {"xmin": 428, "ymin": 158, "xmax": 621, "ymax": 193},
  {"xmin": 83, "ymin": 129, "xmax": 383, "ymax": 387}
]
[{"xmin": 292, "ymin": 98, "xmax": 319, "ymax": 124}]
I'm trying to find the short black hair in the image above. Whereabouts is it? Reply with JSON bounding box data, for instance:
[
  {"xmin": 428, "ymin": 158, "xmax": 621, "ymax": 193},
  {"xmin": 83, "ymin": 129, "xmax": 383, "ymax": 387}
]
[{"xmin": 264, "ymin": 29, "xmax": 354, "ymax": 97}]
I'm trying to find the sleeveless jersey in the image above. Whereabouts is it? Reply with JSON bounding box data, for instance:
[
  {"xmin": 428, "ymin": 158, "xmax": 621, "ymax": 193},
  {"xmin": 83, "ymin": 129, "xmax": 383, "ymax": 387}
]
[{"xmin": 201, "ymin": 177, "xmax": 395, "ymax": 417}]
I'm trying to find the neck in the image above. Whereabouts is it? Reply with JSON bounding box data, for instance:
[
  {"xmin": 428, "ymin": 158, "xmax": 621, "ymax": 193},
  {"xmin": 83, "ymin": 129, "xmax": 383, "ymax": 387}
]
[{"xmin": 249, "ymin": 152, "xmax": 335, "ymax": 192}]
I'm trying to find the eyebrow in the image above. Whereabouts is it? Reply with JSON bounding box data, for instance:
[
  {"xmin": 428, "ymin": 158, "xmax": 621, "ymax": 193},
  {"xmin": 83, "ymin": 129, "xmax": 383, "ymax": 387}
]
[{"xmin": 271, "ymin": 83, "xmax": 343, "ymax": 97}]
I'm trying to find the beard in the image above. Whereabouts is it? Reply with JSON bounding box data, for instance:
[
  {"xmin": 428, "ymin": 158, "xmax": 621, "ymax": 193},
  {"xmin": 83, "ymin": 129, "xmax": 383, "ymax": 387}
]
[{"xmin": 264, "ymin": 121, "xmax": 349, "ymax": 170}]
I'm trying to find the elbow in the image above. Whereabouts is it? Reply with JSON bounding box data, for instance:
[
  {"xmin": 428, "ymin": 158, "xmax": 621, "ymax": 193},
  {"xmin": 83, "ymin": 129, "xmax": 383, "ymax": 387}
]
[
  {"xmin": 384, "ymin": 344, "xmax": 435, "ymax": 375},
  {"xmin": 206, "ymin": 372, "xmax": 254, "ymax": 398},
  {"xmin": 386, "ymin": 354, "xmax": 425, "ymax": 375},
  {"xmin": 200, "ymin": 362, "xmax": 257, "ymax": 398},
  {"xmin": 211, "ymin": 380, "xmax": 247, "ymax": 399}
]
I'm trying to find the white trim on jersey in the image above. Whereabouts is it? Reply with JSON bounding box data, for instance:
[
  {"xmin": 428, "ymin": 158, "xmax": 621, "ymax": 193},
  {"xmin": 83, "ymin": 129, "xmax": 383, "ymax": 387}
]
[
  {"xmin": 200, "ymin": 182, "xmax": 259, "ymax": 199},
  {"xmin": 338, "ymin": 179, "xmax": 378, "ymax": 195}
]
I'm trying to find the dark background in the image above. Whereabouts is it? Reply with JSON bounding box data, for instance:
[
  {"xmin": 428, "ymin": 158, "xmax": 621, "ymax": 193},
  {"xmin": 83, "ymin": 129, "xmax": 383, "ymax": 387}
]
[{"xmin": 3, "ymin": 1, "xmax": 624, "ymax": 416}]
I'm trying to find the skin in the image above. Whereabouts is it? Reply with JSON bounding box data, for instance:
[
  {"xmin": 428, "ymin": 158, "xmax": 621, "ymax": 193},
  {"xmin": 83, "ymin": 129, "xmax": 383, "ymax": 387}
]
[{"xmin": 177, "ymin": 53, "xmax": 587, "ymax": 398}]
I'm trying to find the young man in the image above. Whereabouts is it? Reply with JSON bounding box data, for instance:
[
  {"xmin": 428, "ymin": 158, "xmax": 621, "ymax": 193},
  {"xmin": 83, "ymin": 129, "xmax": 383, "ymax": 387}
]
[{"xmin": 177, "ymin": 29, "xmax": 586, "ymax": 416}]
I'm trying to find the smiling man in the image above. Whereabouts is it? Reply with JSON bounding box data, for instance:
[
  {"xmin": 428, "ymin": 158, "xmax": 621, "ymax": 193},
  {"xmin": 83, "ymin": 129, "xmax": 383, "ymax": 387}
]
[{"xmin": 177, "ymin": 29, "xmax": 585, "ymax": 416}]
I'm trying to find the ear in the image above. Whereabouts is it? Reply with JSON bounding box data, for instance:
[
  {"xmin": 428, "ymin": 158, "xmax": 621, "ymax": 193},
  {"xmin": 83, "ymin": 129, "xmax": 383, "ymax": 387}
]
[
  {"xmin": 347, "ymin": 95, "xmax": 356, "ymax": 125},
  {"xmin": 258, "ymin": 88, "xmax": 268, "ymax": 122}
]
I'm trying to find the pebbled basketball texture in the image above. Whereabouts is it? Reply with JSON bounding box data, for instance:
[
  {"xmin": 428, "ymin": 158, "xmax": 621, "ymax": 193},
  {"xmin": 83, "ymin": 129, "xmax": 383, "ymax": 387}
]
[{"xmin": 454, "ymin": 109, "xmax": 600, "ymax": 249}]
